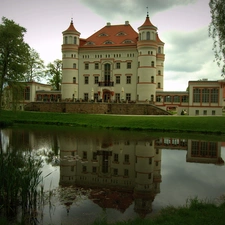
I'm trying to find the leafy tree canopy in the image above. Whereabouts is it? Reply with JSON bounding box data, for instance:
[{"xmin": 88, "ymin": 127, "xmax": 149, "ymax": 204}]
[
  {"xmin": 209, "ymin": 0, "xmax": 225, "ymax": 76},
  {"xmin": 24, "ymin": 48, "xmax": 45, "ymax": 82},
  {"xmin": 0, "ymin": 17, "xmax": 30, "ymax": 109},
  {"xmin": 46, "ymin": 59, "xmax": 62, "ymax": 91}
]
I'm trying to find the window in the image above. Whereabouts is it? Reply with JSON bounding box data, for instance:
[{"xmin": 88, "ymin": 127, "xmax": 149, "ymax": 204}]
[
  {"xmin": 74, "ymin": 37, "xmax": 77, "ymax": 44},
  {"xmin": 124, "ymin": 154, "xmax": 129, "ymax": 163},
  {"xmin": 113, "ymin": 168, "xmax": 118, "ymax": 176},
  {"xmin": 195, "ymin": 110, "xmax": 199, "ymax": 115},
  {"xmin": 151, "ymin": 76, "xmax": 154, "ymax": 83},
  {"xmin": 84, "ymin": 76, "xmax": 89, "ymax": 84},
  {"xmin": 126, "ymin": 76, "xmax": 131, "ymax": 84},
  {"xmin": 202, "ymin": 88, "xmax": 209, "ymax": 103},
  {"xmin": 164, "ymin": 96, "xmax": 171, "ymax": 102},
  {"xmin": 104, "ymin": 63, "xmax": 111, "ymax": 83},
  {"xmin": 146, "ymin": 31, "xmax": 150, "ymax": 40},
  {"xmin": 95, "ymin": 63, "xmax": 99, "ymax": 69},
  {"xmin": 24, "ymin": 87, "xmax": 30, "ymax": 100},
  {"xmin": 212, "ymin": 110, "xmax": 216, "ymax": 115},
  {"xmin": 193, "ymin": 88, "xmax": 201, "ymax": 103},
  {"xmin": 82, "ymin": 165, "xmax": 87, "ymax": 172},
  {"xmin": 92, "ymin": 152, "xmax": 97, "ymax": 160},
  {"xmin": 211, "ymin": 89, "xmax": 218, "ymax": 103},
  {"xmin": 124, "ymin": 169, "xmax": 129, "ymax": 177},
  {"xmin": 64, "ymin": 36, "xmax": 68, "ymax": 44},
  {"xmin": 173, "ymin": 96, "xmax": 180, "ymax": 103},
  {"xmin": 156, "ymin": 96, "xmax": 161, "ymax": 102},
  {"xmin": 151, "ymin": 61, "xmax": 154, "ymax": 67},
  {"xmin": 115, "ymin": 93, "xmax": 120, "ymax": 102},
  {"xmin": 85, "ymin": 63, "xmax": 89, "ymax": 70},
  {"xmin": 126, "ymin": 93, "xmax": 131, "ymax": 101},
  {"xmin": 94, "ymin": 76, "xmax": 99, "ymax": 84},
  {"xmin": 157, "ymin": 82, "xmax": 161, "ymax": 88},
  {"xmin": 138, "ymin": 61, "xmax": 140, "ymax": 67},
  {"xmin": 150, "ymin": 95, "xmax": 154, "ymax": 102},
  {"xmin": 116, "ymin": 62, "xmax": 120, "ymax": 69},
  {"xmin": 116, "ymin": 76, "xmax": 120, "ymax": 84},
  {"xmin": 114, "ymin": 153, "xmax": 119, "ymax": 162},
  {"xmin": 148, "ymin": 173, "xmax": 152, "ymax": 179},
  {"xmin": 73, "ymin": 63, "xmax": 76, "ymax": 69},
  {"xmin": 92, "ymin": 166, "xmax": 97, "ymax": 173},
  {"xmin": 203, "ymin": 110, "xmax": 207, "ymax": 115},
  {"xmin": 73, "ymin": 77, "xmax": 76, "ymax": 83},
  {"xmin": 158, "ymin": 70, "xmax": 161, "ymax": 75},
  {"xmin": 127, "ymin": 62, "xmax": 131, "ymax": 69},
  {"xmin": 84, "ymin": 93, "xmax": 88, "ymax": 101},
  {"xmin": 158, "ymin": 47, "xmax": 161, "ymax": 53},
  {"xmin": 149, "ymin": 158, "xmax": 152, "ymax": 164},
  {"xmin": 182, "ymin": 96, "xmax": 188, "ymax": 102},
  {"xmin": 83, "ymin": 151, "xmax": 87, "ymax": 160}
]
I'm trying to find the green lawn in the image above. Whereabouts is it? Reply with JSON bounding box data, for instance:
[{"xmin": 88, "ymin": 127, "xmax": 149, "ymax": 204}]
[{"xmin": 1, "ymin": 110, "xmax": 225, "ymax": 135}]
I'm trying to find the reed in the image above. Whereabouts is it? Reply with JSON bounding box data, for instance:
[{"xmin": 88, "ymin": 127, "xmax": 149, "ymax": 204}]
[{"xmin": 0, "ymin": 149, "xmax": 43, "ymax": 223}]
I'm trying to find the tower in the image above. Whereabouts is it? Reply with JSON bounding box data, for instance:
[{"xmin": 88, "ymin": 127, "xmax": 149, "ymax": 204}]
[
  {"xmin": 137, "ymin": 14, "xmax": 165, "ymax": 102},
  {"xmin": 61, "ymin": 19, "xmax": 80, "ymax": 100}
]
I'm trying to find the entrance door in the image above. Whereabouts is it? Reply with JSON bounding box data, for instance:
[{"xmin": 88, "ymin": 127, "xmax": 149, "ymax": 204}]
[{"xmin": 103, "ymin": 91, "xmax": 111, "ymax": 102}]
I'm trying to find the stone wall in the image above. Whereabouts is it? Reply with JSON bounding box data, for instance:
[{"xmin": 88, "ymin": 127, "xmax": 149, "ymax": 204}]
[{"xmin": 24, "ymin": 102, "xmax": 170, "ymax": 115}]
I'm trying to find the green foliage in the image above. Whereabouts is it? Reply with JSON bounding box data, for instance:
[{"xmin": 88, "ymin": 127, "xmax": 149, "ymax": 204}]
[
  {"xmin": 46, "ymin": 59, "xmax": 62, "ymax": 90},
  {"xmin": 24, "ymin": 48, "xmax": 45, "ymax": 82},
  {"xmin": 0, "ymin": 17, "xmax": 30, "ymax": 110},
  {"xmin": 209, "ymin": 0, "xmax": 225, "ymax": 76}
]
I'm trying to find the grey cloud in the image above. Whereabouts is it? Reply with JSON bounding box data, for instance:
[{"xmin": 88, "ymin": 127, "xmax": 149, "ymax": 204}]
[
  {"xmin": 164, "ymin": 27, "xmax": 214, "ymax": 73},
  {"xmin": 79, "ymin": 0, "xmax": 197, "ymax": 21}
]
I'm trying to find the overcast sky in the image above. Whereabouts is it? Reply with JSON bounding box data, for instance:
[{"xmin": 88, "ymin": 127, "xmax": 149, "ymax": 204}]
[{"xmin": 0, "ymin": 0, "xmax": 222, "ymax": 91}]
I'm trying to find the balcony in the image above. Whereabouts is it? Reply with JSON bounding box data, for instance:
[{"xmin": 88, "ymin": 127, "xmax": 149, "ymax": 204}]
[{"xmin": 98, "ymin": 81, "xmax": 114, "ymax": 87}]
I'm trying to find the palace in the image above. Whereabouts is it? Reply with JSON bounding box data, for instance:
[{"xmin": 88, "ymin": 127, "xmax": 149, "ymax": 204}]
[
  {"xmin": 3, "ymin": 14, "xmax": 225, "ymax": 116},
  {"xmin": 61, "ymin": 14, "xmax": 164, "ymax": 103}
]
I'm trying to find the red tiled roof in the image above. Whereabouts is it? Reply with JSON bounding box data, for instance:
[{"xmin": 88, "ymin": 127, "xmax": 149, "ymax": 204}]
[
  {"xmin": 80, "ymin": 23, "xmax": 138, "ymax": 48},
  {"xmin": 156, "ymin": 33, "xmax": 164, "ymax": 44},
  {"xmin": 138, "ymin": 16, "xmax": 157, "ymax": 30},
  {"xmin": 63, "ymin": 20, "xmax": 80, "ymax": 35}
]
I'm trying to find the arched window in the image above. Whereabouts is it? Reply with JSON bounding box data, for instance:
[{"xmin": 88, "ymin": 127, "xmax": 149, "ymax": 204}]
[
  {"xmin": 151, "ymin": 76, "xmax": 154, "ymax": 83},
  {"xmin": 64, "ymin": 36, "xmax": 68, "ymax": 44},
  {"xmin": 158, "ymin": 70, "xmax": 161, "ymax": 75},
  {"xmin": 151, "ymin": 95, "xmax": 154, "ymax": 102},
  {"xmin": 147, "ymin": 32, "xmax": 150, "ymax": 40},
  {"xmin": 73, "ymin": 63, "xmax": 76, "ymax": 69},
  {"xmin": 139, "ymin": 33, "xmax": 142, "ymax": 40},
  {"xmin": 158, "ymin": 47, "xmax": 161, "ymax": 53},
  {"xmin": 73, "ymin": 77, "xmax": 76, "ymax": 83},
  {"xmin": 74, "ymin": 37, "xmax": 77, "ymax": 44},
  {"xmin": 151, "ymin": 61, "xmax": 154, "ymax": 67},
  {"xmin": 158, "ymin": 82, "xmax": 161, "ymax": 88}
]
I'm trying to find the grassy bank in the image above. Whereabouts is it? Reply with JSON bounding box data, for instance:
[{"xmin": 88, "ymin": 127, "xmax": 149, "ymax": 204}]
[
  {"xmin": 1, "ymin": 110, "xmax": 225, "ymax": 135},
  {"xmin": 91, "ymin": 198, "xmax": 225, "ymax": 225}
]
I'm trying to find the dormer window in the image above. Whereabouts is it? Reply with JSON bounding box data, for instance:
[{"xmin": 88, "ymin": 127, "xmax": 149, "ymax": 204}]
[
  {"xmin": 123, "ymin": 40, "xmax": 133, "ymax": 44},
  {"xmin": 104, "ymin": 40, "xmax": 113, "ymax": 44},
  {"xmin": 99, "ymin": 33, "xmax": 108, "ymax": 37},
  {"xmin": 85, "ymin": 41, "xmax": 95, "ymax": 45},
  {"xmin": 117, "ymin": 32, "xmax": 126, "ymax": 36}
]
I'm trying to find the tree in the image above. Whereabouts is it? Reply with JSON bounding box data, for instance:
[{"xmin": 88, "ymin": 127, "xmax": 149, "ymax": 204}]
[
  {"xmin": 46, "ymin": 59, "xmax": 62, "ymax": 90},
  {"xmin": 24, "ymin": 48, "xmax": 45, "ymax": 82},
  {"xmin": 0, "ymin": 17, "xmax": 30, "ymax": 110},
  {"xmin": 209, "ymin": 0, "xmax": 225, "ymax": 76}
]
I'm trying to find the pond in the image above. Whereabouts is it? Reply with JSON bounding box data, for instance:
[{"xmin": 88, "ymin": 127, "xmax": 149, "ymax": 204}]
[{"xmin": 1, "ymin": 126, "xmax": 225, "ymax": 225}]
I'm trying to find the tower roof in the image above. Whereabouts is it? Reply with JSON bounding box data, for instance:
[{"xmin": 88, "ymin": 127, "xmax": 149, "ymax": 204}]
[
  {"xmin": 156, "ymin": 33, "xmax": 164, "ymax": 45},
  {"xmin": 138, "ymin": 15, "xmax": 157, "ymax": 31},
  {"xmin": 62, "ymin": 19, "xmax": 80, "ymax": 35}
]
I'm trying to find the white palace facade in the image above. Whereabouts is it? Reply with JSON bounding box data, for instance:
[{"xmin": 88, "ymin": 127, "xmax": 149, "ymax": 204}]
[
  {"xmin": 60, "ymin": 14, "xmax": 225, "ymax": 116},
  {"xmin": 3, "ymin": 14, "xmax": 225, "ymax": 116},
  {"xmin": 61, "ymin": 14, "xmax": 165, "ymax": 104}
]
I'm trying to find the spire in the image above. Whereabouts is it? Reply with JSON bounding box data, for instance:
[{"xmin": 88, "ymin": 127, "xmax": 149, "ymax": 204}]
[
  {"xmin": 146, "ymin": 6, "xmax": 149, "ymax": 18},
  {"xmin": 62, "ymin": 19, "xmax": 80, "ymax": 35}
]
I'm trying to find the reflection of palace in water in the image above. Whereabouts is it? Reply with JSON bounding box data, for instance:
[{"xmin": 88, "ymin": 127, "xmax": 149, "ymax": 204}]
[{"xmin": 59, "ymin": 135, "xmax": 224, "ymax": 216}]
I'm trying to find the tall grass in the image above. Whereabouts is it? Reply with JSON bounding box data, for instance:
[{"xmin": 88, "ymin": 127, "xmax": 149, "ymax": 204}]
[{"xmin": 0, "ymin": 147, "xmax": 43, "ymax": 223}]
